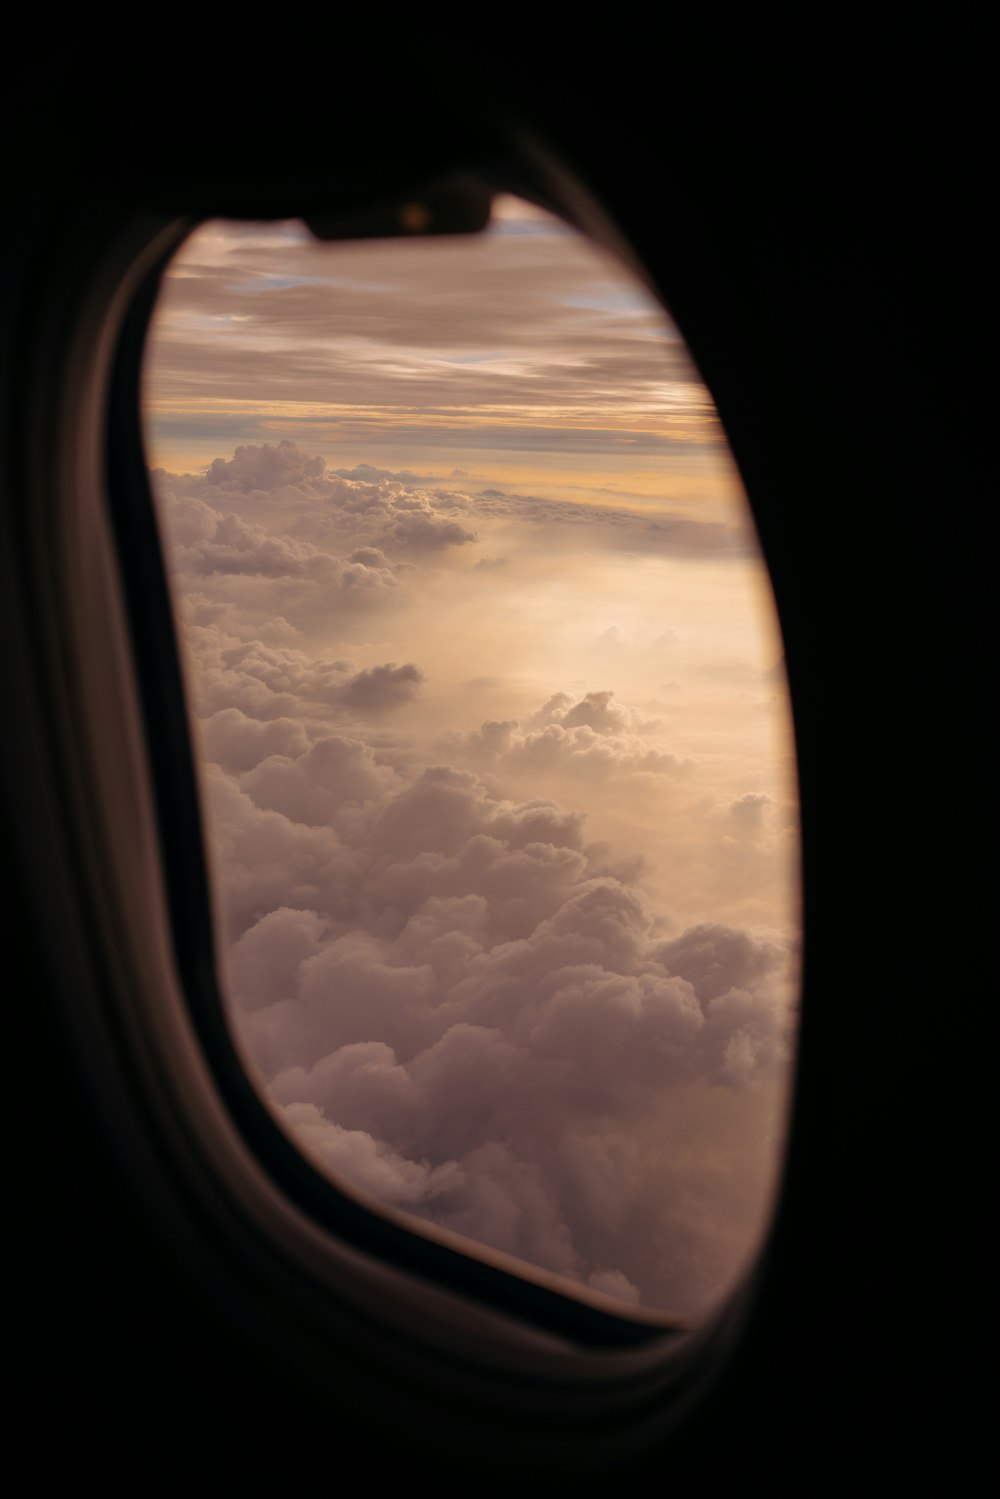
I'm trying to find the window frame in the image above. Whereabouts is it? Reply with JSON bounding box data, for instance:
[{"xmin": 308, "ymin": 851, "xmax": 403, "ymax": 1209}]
[{"xmin": 11, "ymin": 146, "xmax": 789, "ymax": 1470}]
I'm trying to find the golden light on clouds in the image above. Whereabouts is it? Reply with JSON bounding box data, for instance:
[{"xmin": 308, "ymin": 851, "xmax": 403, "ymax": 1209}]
[
  {"xmin": 147, "ymin": 393, "xmax": 724, "ymax": 434},
  {"xmin": 144, "ymin": 196, "xmax": 742, "ymax": 512},
  {"xmin": 143, "ymin": 195, "xmax": 799, "ymax": 1320}
]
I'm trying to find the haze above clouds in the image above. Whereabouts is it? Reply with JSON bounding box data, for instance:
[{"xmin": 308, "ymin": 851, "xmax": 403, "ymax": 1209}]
[{"xmin": 145, "ymin": 198, "xmax": 799, "ymax": 1319}]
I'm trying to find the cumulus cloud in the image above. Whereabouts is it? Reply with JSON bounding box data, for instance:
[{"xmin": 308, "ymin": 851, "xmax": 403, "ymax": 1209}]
[
  {"xmin": 155, "ymin": 488, "xmax": 402, "ymax": 629},
  {"xmin": 381, "ymin": 511, "xmax": 477, "ymax": 554},
  {"xmin": 338, "ymin": 661, "xmax": 424, "ymax": 712},
  {"xmin": 439, "ymin": 690, "xmax": 693, "ymax": 785},
  {"xmin": 149, "ymin": 445, "xmax": 796, "ymax": 1318},
  {"xmin": 212, "ymin": 731, "xmax": 793, "ymax": 1312},
  {"xmin": 199, "ymin": 708, "xmax": 310, "ymax": 772},
  {"xmin": 241, "ymin": 735, "xmax": 401, "ymax": 825},
  {"xmin": 205, "ymin": 439, "xmax": 327, "ymax": 494},
  {"xmin": 154, "ymin": 447, "xmax": 480, "ymax": 603},
  {"xmin": 165, "ymin": 622, "xmax": 425, "ymax": 734},
  {"xmin": 153, "ymin": 439, "xmax": 749, "ymax": 581},
  {"xmin": 532, "ymin": 689, "xmax": 659, "ymax": 736}
]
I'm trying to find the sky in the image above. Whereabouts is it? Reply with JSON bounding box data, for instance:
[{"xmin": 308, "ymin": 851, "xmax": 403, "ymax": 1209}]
[{"xmin": 143, "ymin": 197, "xmax": 800, "ymax": 1321}]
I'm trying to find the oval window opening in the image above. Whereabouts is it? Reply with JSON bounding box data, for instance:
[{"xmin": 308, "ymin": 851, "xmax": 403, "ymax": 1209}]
[{"xmin": 142, "ymin": 194, "xmax": 800, "ymax": 1323}]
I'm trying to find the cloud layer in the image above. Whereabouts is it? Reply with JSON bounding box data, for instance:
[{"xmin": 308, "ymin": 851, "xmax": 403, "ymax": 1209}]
[{"xmin": 149, "ymin": 437, "xmax": 797, "ymax": 1319}]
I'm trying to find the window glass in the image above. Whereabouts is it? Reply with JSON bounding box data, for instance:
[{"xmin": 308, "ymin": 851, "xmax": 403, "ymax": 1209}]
[{"xmin": 143, "ymin": 197, "xmax": 799, "ymax": 1320}]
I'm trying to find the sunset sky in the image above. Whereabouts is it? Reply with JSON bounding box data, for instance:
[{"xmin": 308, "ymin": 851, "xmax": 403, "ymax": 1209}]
[
  {"xmin": 146, "ymin": 197, "xmax": 740, "ymax": 515},
  {"xmin": 143, "ymin": 197, "xmax": 799, "ymax": 1319}
]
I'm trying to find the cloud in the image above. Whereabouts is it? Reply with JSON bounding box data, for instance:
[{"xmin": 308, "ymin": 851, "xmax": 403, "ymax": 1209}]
[
  {"xmin": 213, "ymin": 732, "xmax": 793, "ymax": 1311},
  {"xmin": 654, "ymin": 922, "xmax": 784, "ymax": 1003},
  {"xmin": 278, "ymin": 1102, "xmax": 462, "ymax": 1212},
  {"xmin": 155, "ymin": 450, "xmax": 479, "ymax": 585},
  {"xmin": 439, "ymin": 691, "xmax": 693, "ymax": 785},
  {"xmin": 153, "ymin": 442, "xmax": 748, "ymax": 578},
  {"xmin": 533, "ymin": 689, "xmax": 653, "ymax": 735},
  {"xmin": 727, "ymin": 793, "xmax": 773, "ymax": 831},
  {"xmin": 338, "ymin": 661, "xmax": 425, "ymax": 712},
  {"xmin": 199, "ymin": 708, "xmax": 310, "ymax": 772},
  {"xmin": 148, "ymin": 444, "xmax": 796, "ymax": 1317},
  {"xmin": 241, "ymin": 735, "xmax": 400, "ymax": 824},
  {"xmin": 156, "ymin": 488, "xmax": 402, "ymax": 618},
  {"xmin": 334, "ymin": 464, "xmax": 433, "ymax": 483},
  {"xmin": 205, "ymin": 439, "xmax": 327, "ymax": 493},
  {"xmin": 469, "ymin": 486, "xmax": 748, "ymax": 557},
  {"xmin": 146, "ymin": 210, "xmax": 720, "ymax": 442},
  {"xmin": 167, "ymin": 624, "xmax": 424, "ymax": 732},
  {"xmin": 382, "ymin": 511, "xmax": 477, "ymax": 553}
]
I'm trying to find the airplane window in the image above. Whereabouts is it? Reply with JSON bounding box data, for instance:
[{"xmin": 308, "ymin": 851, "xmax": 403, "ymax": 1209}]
[{"xmin": 141, "ymin": 195, "xmax": 800, "ymax": 1322}]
